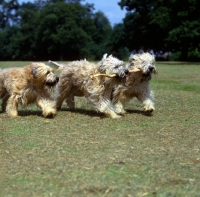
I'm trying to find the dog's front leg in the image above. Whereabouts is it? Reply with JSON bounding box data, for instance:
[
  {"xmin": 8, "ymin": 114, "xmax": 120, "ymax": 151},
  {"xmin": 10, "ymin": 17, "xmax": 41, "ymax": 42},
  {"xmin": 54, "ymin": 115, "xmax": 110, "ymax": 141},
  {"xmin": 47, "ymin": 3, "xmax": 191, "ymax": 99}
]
[
  {"xmin": 6, "ymin": 95, "xmax": 19, "ymax": 117},
  {"xmin": 98, "ymin": 100, "xmax": 121, "ymax": 118},
  {"xmin": 137, "ymin": 90, "xmax": 155, "ymax": 113},
  {"xmin": 114, "ymin": 101, "xmax": 126, "ymax": 115},
  {"xmin": 89, "ymin": 95, "xmax": 121, "ymax": 118},
  {"xmin": 112, "ymin": 87, "xmax": 128, "ymax": 115},
  {"xmin": 55, "ymin": 84, "xmax": 73, "ymax": 110},
  {"xmin": 37, "ymin": 98, "xmax": 57, "ymax": 118}
]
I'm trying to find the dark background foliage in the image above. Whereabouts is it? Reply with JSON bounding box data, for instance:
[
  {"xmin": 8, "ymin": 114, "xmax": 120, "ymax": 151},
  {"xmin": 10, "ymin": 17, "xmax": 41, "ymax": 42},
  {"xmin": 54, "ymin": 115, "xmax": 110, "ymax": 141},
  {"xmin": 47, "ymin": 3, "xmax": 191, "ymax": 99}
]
[{"xmin": 0, "ymin": 0, "xmax": 200, "ymax": 61}]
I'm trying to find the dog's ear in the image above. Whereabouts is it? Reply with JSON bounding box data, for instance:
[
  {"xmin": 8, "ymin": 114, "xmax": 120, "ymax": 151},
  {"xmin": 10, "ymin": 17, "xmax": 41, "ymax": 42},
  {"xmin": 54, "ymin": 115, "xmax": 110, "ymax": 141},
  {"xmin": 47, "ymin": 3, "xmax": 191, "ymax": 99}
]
[
  {"xmin": 32, "ymin": 66, "xmax": 38, "ymax": 78},
  {"xmin": 129, "ymin": 54, "xmax": 135, "ymax": 64},
  {"xmin": 98, "ymin": 54, "xmax": 108, "ymax": 73},
  {"xmin": 129, "ymin": 54, "xmax": 140, "ymax": 65},
  {"xmin": 129, "ymin": 54, "xmax": 137, "ymax": 61}
]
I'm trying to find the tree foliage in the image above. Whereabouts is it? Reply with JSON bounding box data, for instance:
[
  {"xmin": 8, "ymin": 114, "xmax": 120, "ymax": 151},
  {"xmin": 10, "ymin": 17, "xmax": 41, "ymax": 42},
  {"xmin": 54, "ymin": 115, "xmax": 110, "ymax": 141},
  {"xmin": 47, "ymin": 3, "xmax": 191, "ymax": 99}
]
[
  {"xmin": 118, "ymin": 0, "xmax": 200, "ymax": 61},
  {"xmin": 0, "ymin": 0, "xmax": 200, "ymax": 61},
  {"xmin": 0, "ymin": 0, "xmax": 112, "ymax": 60}
]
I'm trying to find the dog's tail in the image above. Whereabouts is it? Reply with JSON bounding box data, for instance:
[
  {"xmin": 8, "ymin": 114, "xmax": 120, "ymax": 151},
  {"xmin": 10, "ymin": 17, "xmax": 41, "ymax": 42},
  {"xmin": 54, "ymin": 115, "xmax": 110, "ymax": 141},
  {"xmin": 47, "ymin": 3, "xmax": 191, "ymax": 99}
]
[{"xmin": 49, "ymin": 60, "xmax": 64, "ymax": 71}]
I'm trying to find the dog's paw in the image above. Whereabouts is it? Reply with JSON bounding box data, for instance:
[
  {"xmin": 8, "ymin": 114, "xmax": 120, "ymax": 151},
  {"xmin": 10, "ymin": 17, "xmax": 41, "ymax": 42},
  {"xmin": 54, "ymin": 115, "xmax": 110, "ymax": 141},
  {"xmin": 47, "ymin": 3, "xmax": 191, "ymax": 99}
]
[
  {"xmin": 144, "ymin": 103, "xmax": 155, "ymax": 112},
  {"xmin": 111, "ymin": 114, "xmax": 122, "ymax": 119},
  {"xmin": 114, "ymin": 105, "xmax": 126, "ymax": 115},
  {"xmin": 43, "ymin": 110, "xmax": 56, "ymax": 118},
  {"xmin": 117, "ymin": 110, "xmax": 126, "ymax": 115},
  {"xmin": 145, "ymin": 108, "xmax": 154, "ymax": 113},
  {"xmin": 45, "ymin": 113, "xmax": 55, "ymax": 118},
  {"xmin": 7, "ymin": 111, "xmax": 18, "ymax": 117},
  {"xmin": 144, "ymin": 106, "xmax": 155, "ymax": 116},
  {"xmin": 105, "ymin": 112, "xmax": 121, "ymax": 119},
  {"xmin": 9, "ymin": 114, "xmax": 19, "ymax": 118}
]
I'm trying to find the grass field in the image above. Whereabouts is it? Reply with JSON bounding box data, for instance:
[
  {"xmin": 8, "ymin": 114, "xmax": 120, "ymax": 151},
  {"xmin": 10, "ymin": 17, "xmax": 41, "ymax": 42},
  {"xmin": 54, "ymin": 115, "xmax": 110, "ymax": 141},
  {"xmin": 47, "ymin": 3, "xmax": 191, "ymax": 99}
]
[{"xmin": 0, "ymin": 61, "xmax": 200, "ymax": 197}]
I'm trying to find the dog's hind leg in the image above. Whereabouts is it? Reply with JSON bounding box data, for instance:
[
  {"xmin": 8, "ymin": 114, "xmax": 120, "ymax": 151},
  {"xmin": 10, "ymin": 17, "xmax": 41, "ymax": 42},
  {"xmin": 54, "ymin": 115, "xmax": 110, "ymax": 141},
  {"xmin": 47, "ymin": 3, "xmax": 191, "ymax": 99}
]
[
  {"xmin": 0, "ymin": 87, "xmax": 8, "ymax": 112},
  {"xmin": 55, "ymin": 83, "xmax": 72, "ymax": 110},
  {"xmin": 2, "ymin": 92, "xmax": 10, "ymax": 112},
  {"xmin": 143, "ymin": 99, "xmax": 155, "ymax": 112},
  {"xmin": 114, "ymin": 101, "xmax": 126, "ymax": 115},
  {"xmin": 65, "ymin": 94, "xmax": 75, "ymax": 110},
  {"xmin": 112, "ymin": 87, "xmax": 129, "ymax": 115},
  {"xmin": 6, "ymin": 95, "xmax": 19, "ymax": 117}
]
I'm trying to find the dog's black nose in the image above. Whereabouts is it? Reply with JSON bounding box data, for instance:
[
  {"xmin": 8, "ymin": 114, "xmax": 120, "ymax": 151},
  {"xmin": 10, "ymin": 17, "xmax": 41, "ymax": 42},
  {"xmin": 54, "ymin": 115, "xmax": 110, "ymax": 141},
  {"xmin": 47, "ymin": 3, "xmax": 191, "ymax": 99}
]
[
  {"xmin": 125, "ymin": 69, "xmax": 129, "ymax": 75},
  {"xmin": 56, "ymin": 77, "xmax": 59, "ymax": 82},
  {"xmin": 148, "ymin": 66, "xmax": 154, "ymax": 72}
]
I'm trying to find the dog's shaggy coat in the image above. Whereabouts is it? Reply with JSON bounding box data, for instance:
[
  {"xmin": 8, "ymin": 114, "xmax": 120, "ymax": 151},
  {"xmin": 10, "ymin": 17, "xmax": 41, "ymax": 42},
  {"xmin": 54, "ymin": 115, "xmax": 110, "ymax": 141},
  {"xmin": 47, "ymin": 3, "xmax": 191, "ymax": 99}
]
[
  {"xmin": 50, "ymin": 54, "xmax": 129, "ymax": 118},
  {"xmin": 0, "ymin": 63, "xmax": 59, "ymax": 117},
  {"xmin": 112, "ymin": 52, "xmax": 157, "ymax": 114}
]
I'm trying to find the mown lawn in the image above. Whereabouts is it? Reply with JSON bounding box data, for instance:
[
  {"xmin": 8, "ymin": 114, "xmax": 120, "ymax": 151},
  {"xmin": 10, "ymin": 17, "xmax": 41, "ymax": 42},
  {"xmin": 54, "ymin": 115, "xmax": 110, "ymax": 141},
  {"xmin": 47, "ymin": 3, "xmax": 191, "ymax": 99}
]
[{"xmin": 0, "ymin": 61, "xmax": 200, "ymax": 197}]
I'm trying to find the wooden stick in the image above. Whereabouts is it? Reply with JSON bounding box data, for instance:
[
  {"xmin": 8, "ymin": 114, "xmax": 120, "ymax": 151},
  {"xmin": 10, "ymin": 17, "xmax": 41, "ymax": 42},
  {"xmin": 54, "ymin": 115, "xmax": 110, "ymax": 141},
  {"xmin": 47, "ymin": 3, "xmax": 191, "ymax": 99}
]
[
  {"xmin": 90, "ymin": 68, "xmax": 140, "ymax": 79},
  {"xmin": 90, "ymin": 73, "xmax": 117, "ymax": 79},
  {"xmin": 129, "ymin": 68, "xmax": 140, "ymax": 73}
]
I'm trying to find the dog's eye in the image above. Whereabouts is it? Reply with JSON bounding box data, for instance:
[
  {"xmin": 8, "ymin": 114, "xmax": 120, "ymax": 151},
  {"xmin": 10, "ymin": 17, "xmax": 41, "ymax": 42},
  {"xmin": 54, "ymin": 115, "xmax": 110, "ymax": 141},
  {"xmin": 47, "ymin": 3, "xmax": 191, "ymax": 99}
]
[
  {"xmin": 114, "ymin": 65, "xmax": 119, "ymax": 69},
  {"xmin": 46, "ymin": 71, "xmax": 50, "ymax": 75}
]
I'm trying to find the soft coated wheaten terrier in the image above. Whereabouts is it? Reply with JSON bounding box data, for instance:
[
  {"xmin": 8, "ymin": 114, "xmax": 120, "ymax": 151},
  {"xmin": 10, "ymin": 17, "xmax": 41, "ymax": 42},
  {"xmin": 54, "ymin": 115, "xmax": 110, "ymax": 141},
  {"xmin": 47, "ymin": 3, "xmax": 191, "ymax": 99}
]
[
  {"xmin": 112, "ymin": 52, "xmax": 157, "ymax": 115},
  {"xmin": 49, "ymin": 54, "xmax": 129, "ymax": 118},
  {"xmin": 0, "ymin": 63, "xmax": 59, "ymax": 117}
]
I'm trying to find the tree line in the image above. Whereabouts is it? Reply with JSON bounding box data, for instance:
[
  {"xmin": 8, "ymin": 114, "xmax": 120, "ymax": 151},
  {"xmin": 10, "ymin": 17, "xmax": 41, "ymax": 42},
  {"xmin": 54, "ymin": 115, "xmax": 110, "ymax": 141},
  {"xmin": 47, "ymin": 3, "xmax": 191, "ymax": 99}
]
[{"xmin": 0, "ymin": 0, "xmax": 200, "ymax": 61}]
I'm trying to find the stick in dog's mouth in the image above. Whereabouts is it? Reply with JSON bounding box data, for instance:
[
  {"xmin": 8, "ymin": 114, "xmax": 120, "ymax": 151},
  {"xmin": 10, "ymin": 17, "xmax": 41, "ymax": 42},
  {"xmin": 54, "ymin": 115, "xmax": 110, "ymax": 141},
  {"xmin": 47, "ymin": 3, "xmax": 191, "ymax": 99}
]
[{"xmin": 90, "ymin": 68, "xmax": 140, "ymax": 79}]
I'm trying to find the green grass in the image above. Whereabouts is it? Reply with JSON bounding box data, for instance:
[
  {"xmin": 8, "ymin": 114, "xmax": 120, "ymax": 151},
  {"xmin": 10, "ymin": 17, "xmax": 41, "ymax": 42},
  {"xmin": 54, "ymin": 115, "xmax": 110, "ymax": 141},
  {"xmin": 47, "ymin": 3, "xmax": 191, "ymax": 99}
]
[{"xmin": 0, "ymin": 61, "xmax": 200, "ymax": 196}]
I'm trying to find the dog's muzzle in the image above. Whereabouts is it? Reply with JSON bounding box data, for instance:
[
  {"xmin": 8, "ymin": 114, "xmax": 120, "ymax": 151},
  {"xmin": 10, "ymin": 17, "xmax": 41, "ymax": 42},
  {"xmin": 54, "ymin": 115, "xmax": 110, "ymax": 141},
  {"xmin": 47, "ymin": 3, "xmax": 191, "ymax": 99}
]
[
  {"xmin": 148, "ymin": 66, "xmax": 154, "ymax": 72},
  {"xmin": 118, "ymin": 68, "xmax": 129, "ymax": 78},
  {"xmin": 146, "ymin": 65, "xmax": 156, "ymax": 74},
  {"xmin": 45, "ymin": 77, "xmax": 59, "ymax": 87},
  {"xmin": 125, "ymin": 69, "xmax": 129, "ymax": 75}
]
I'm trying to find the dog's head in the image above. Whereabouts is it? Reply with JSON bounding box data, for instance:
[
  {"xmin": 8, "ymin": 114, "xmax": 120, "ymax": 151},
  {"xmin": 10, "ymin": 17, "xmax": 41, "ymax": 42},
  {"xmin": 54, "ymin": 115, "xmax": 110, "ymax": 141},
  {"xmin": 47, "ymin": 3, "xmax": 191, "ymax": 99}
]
[
  {"xmin": 98, "ymin": 54, "xmax": 129, "ymax": 78},
  {"xmin": 31, "ymin": 62, "xmax": 59, "ymax": 87},
  {"xmin": 129, "ymin": 52, "xmax": 157, "ymax": 78}
]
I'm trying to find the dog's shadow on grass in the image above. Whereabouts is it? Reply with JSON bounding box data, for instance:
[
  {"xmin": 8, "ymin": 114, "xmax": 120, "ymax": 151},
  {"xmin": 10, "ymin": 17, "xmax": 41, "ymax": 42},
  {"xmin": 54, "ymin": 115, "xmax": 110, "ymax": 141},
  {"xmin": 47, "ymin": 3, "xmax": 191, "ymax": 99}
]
[
  {"xmin": 126, "ymin": 109, "xmax": 154, "ymax": 116},
  {"xmin": 0, "ymin": 108, "xmax": 104, "ymax": 118},
  {"xmin": 60, "ymin": 108, "xmax": 153, "ymax": 117},
  {"xmin": 59, "ymin": 108, "xmax": 107, "ymax": 118},
  {"xmin": 18, "ymin": 110, "xmax": 43, "ymax": 117},
  {"xmin": 0, "ymin": 110, "xmax": 45, "ymax": 118},
  {"xmin": 0, "ymin": 108, "xmax": 153, "ymax": 118}
]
